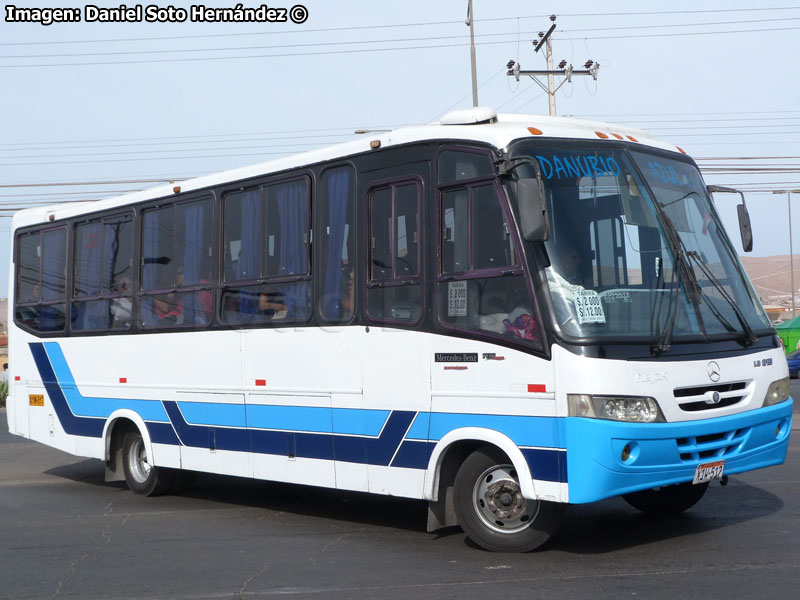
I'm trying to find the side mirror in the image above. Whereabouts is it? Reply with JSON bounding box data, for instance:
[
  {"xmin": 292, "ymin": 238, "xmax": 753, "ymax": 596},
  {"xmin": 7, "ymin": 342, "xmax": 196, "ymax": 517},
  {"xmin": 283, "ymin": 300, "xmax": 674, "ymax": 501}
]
[
  {"xmin": 516, "ymin": 178, "xmax": 549, "ymax": 242},
  {"xmin": 737, "ymin": 203, "xmax": 753, "ymax": 252},
  {"xmin": 707, "ymin": 185, "xmax": 753, "ymax": 252}
]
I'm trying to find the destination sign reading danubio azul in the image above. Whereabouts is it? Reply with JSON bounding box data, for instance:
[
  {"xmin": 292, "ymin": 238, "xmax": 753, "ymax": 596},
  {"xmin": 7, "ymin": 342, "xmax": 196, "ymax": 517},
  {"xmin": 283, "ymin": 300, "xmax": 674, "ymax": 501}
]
[{"xmin": 535, "ymin": 153, "xmax": 621, "ymax": 181}]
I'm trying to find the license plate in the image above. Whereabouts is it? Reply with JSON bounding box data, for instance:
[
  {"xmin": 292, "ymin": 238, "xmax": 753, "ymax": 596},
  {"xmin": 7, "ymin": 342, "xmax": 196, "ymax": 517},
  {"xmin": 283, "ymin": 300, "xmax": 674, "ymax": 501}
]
[
  {"xmin": 29, "ymin": 394, "xmax": 45, "ymax": 407},
  {"xmin": 693, "ymin": 459, "xmax": 725, "ymax": 484}
]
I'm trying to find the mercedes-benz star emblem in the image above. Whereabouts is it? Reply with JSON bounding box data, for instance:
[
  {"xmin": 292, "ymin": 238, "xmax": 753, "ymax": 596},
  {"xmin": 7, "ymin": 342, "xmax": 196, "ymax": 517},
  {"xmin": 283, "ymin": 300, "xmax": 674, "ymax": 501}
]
[{"xmin": 707, "ymin": 361, "xmax": 721, "ymax": 382}]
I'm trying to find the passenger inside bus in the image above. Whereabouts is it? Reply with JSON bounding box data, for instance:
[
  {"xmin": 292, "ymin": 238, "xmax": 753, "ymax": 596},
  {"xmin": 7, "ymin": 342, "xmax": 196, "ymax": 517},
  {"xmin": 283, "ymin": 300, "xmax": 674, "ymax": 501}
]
[
  {"xmin": 110, "ymin": 276, "xmax": 133, "ymax": 327},
  {"xmin": 153, "ymin": 294, "xmax": 182, "ymax": 325},
  {"xmin": 258, "ymin": 288, "xmax": 287, "ymax": 319}
]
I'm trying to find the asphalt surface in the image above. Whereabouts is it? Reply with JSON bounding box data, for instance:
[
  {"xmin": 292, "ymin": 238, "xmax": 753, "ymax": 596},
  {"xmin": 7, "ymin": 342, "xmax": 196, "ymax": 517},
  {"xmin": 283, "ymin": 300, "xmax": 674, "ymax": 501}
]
[{"xmin": 1, "ymin": 403, "xmax": 799, "ymax": 600}]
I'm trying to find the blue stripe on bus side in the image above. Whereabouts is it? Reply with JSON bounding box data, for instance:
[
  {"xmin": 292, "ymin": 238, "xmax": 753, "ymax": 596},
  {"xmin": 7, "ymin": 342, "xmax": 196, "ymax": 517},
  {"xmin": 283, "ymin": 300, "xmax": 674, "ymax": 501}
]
[
  {"xmin": 427, "ymin": 412, "xmax": 563, "ymax": 448},
  {"xmin": 521, "ymin": 448, "xmax": 568, "ymax": 483},
  {"xmin": 43, "ymin": 342, "xmax": 170, "ymax": 423},
  {"xmin": 29, "ymin": 342, "xmax": 567, "ymax": 482},
  {"xmin": 30, "ymin": 342, "xmax": 105, "ymax": 438}
]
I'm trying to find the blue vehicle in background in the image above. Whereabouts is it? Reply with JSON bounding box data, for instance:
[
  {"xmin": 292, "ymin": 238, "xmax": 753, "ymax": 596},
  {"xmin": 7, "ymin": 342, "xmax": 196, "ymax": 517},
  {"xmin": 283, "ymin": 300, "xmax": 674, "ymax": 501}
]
[{"xmin": 787, "ymin": 350, "xmax": 800, "ymax": 378}]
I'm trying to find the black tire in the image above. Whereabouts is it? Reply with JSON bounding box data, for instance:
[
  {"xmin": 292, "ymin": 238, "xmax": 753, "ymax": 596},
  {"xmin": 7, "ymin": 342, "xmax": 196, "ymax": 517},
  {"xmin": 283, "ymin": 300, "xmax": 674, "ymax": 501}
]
[
  {"xmin": 453, "ymin": 447, "xmax": 565, "ymax": 552},
  {"xmin": 122, "ymin": 430, "xmax": 175, "ymax": 496},
  {"xmin": 623, "ymin": 481, "xmax": 709, "ymax": 515}
]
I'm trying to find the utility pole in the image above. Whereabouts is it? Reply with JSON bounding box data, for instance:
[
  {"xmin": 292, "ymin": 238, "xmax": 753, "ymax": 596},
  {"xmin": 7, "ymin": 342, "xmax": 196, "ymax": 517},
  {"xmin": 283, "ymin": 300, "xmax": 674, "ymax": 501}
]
[
  {"xmin": 466, "ymin": 0, "xmax": 478, "ymax": 107},
  {"xmin": 544, "ymin": 24, "xmax": 556, "ymax": 116},
  {"xmin": 774, "ymin": 190, "xmax": 800, "ymax": 318},
  {"xmin": 506, "ymin": 15, "xmax": 599, "ymax": 116}
]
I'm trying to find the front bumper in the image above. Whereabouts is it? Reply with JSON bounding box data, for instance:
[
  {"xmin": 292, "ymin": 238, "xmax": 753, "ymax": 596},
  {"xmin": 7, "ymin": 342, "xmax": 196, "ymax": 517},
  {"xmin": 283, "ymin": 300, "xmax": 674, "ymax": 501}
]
[{"xmin": 564, "ymin": 399, "xmax": 793, "ymax": 503}]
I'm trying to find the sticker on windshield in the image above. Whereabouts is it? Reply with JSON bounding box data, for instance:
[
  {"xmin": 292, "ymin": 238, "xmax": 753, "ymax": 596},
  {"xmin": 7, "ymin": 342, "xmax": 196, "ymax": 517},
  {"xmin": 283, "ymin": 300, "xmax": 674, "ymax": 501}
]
[
  {"xmin": 574, "ymin": 289, "xmax": 606, "ymax": 324},
  {"xmin": 448, "ymin": 281, "xmax": 468, "ymax": 317}
]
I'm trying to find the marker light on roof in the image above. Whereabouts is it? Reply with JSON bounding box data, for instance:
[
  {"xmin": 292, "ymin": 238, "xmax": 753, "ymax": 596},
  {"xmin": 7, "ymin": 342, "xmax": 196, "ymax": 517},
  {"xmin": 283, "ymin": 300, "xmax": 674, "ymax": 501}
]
[
  {"xmin": 370, "ymin": 140, "xmax": 381, "ymax": 149},
  {"xmin": 528, "ymin": 127, "xmax": 543, "ymax": 135},
  {"xmin": 626, "ymin": 135, "xmax": 638, "ymax": 142},
  {"xmin": 595, "ymin": 131, "xmax": 609, "ymax": 139},
  {"xmin": 173, "ymin": 186, "xmax": 181, "ymax": 194},
  {"xmin": 677, "ymin": 147, "xmax": 687, "ymax": 154},
  {"xmin": 611, "ymin": 133, "xmax": 624, "ymax": 140}
]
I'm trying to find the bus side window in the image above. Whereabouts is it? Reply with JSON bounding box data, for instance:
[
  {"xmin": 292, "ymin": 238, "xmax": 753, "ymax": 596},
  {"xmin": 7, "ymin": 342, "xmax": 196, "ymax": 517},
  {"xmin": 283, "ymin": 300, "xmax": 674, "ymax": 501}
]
[
  {"xmin": 140, "ymin": 198, "xmax": 213, "ymax": 329},
  {"xmin": 72, "ymin": 213, "xmax": 134, "ymax": 331},
  {"xmin": 221, "ymin": 178, "xmax": 312, "ymax": 325},
  {"xmin": 14, "ymin": 228, "xmax": 67, "ymax": 333},
  {"xmin": 366, "ymin": 180, "xmax": 422, "ymax": 324},
  {"xmin": 318, "ymin": 166, "xmax": 355, "ymax": 323},
  {"xmin": 437, "ymin": 181, "xmax": 540, "ymax": 348}
]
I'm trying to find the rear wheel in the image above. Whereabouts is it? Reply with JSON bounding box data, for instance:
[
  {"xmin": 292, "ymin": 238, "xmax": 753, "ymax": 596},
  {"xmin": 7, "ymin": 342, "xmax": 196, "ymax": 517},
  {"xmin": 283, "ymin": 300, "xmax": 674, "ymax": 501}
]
[
  {"xmin": 623, "ymin": 481, "xmax": 709, "ymax": 515},
  {"xmin": 453, "ymin": 447, "xmax": 564, "ymax": 552},
  {"xmin": 122, "ymin": 430, "xmax": 175, "ymax": 496}
]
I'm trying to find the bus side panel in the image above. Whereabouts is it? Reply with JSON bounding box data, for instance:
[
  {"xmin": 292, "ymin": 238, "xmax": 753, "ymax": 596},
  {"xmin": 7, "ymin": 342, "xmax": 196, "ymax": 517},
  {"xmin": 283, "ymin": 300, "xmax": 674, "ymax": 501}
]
[
  {"xmin": 428, "ymin": 337, "xmax": 566, "ymax": 501},
  {"xmin": 109, "ymin": 330, "xmax": 244, "ymax": 472},
  {"xmin": 242, "ymin": 328, "xmax": 337, "ymax": 489},
  {"xmin": 362, "ymin": 328, "xmax": 432, "ymax": 498}
]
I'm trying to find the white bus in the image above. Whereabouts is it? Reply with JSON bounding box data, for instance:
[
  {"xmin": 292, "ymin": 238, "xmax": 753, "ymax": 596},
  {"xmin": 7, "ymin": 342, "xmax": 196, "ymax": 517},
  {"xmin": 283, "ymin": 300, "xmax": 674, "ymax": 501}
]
[{"xmin": 5, "ymin": 108, "xmax": 793, "ymax": 552}]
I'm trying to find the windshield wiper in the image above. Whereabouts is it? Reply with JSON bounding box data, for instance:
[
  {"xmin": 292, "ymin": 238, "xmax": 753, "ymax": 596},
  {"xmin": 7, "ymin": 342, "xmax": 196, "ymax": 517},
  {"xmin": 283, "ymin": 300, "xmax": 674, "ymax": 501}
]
[
  {"xmin": 651, "ymin": 213, "xmax": 705, "ymax": 355},
  {"xmin": 684, "ymin": 250, "xmax": 758, "ymax": 346}
]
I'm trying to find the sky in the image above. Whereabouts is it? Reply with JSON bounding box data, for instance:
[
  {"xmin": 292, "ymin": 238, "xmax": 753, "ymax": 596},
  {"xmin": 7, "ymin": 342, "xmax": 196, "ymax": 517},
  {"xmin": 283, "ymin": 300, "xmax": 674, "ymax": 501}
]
[{"xmin": 2, "ymin": 0, "xmax": 799, "ymax": 300}]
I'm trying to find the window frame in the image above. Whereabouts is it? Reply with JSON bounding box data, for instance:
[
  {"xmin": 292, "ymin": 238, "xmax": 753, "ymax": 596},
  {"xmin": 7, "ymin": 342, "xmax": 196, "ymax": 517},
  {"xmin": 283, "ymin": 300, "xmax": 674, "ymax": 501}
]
[
  {"xmin": 435, "ymin": 146, "xmax": 523, "ymax": 282},
  {"xmin": 71, "ymin": 211, "xmax": 135, "ymax": 332},
  {"xmin": 220, "ymin": 173, "xmax": 313, "ymax": 327},
  {"xmin": 316, "ymin": 163, "xmax": 357, "ymax": 325},
  {"xmin": 138, "ymin": 193, "xmax": 216, "ymax": 330},
  {"xmin": 72, "ymin": 212, "xmax": 134, "ymax": 300},
  {"xmin": 433, "ymin": 145, "xmax": 541, "ymax": 349},
  {"xmin": 365, "ymin": 175, "xmax": 425, "ymax": 325},
  {"xmin": 14, "ymin": 225, "xmax": 69, "ymax": 334},
  {"xmin": 221, "ymin": 174, "xmax": 312, "ymax": 286}
]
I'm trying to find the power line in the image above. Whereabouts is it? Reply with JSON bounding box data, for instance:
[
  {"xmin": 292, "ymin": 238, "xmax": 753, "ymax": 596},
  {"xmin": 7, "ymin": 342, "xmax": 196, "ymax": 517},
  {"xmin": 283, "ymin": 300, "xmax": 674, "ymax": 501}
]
[
  {"xmin": 569, "ymin": 24, "xmax": 800, "ymax": 41},
  {"xmin": 0, "ymin": 141, "xmax": 335, "ymax": 161},
  {"xmin": 0, "ymin": 126, "xmax": 405, "ymax": 149},
  {"xmin": 2, "ymin": 6, "xmax": 797, "ymax": 47},
  {"xmin": 580, "ymin": 110, "xmax": 800, "ymax": 118},
  {"xmin": 649, "ymin": 123, "xmax": 800, "ymax": 131},
  {"xmin": 3, "ymin": 26, "xmax": 800, "ymax": 69},
  {"xmin": 5, "ymin": 16, "xmax": 799, "ymax": 62},
  {"xmin": 0, "ymin": 177, "xmax": 194, "ymax": 189},
  {"xmin": 0, "ymin": 149, "xmax": 307, "ymax": 167},
  {"xmin": 0, "ymin": 133, "xmax": 360, "ymax": 152},
  {"xmin": 696, "ymin": 156, "xmax": 800, "ymax": 160}
]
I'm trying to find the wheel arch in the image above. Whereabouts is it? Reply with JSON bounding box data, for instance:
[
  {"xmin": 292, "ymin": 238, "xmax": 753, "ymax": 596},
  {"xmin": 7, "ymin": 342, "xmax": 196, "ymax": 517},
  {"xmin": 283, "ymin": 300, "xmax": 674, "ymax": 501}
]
[
  {"xmin": 424, "ymin": 427, "xmax": 537, "ymax": 533},
  {"xmin": 103, "ymin": 410, "xmax": 153, "ymax": 482},
  {"xmin": 425, "ymin": 427, "xmax": 537, "ymax": 501}
]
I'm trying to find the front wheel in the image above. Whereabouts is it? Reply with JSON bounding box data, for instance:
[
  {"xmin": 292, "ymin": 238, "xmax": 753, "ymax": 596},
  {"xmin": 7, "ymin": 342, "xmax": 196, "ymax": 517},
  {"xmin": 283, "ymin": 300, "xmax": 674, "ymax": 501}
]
[
  {"xmin": 453, "ymin": 447, "xmax": 564, "ymax": 552},
  {"xmin": 623, "ymin": 481, "xmax": 709, "ymax": 515},
  {"xmin": 122, "ymin": 430, "xmax": 175, "ymax": 496}
]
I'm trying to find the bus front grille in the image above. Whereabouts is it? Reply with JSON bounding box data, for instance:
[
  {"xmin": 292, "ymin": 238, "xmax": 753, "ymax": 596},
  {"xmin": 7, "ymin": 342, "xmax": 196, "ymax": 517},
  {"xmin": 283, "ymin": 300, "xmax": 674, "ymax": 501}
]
[
  {"xmin": 673, "ymin": 381, "xmax": 749, "ymax": 412},
  {"xmin": 675, "ymin": 428, "xmax": 750, "ymax": 462}
]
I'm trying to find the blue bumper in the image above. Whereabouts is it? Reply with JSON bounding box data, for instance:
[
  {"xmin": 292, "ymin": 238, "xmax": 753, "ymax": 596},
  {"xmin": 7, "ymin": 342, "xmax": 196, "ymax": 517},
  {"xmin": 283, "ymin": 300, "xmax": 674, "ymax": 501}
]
[{"xmin": 565, "ymin": 399, "xmax": 793, "ymax": 504}]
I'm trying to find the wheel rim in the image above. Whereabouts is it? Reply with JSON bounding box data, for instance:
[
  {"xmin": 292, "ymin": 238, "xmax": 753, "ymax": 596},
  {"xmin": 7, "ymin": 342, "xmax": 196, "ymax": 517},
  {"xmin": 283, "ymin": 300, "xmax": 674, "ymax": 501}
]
[
  {"xmin": 127, "ymin": 437, "xmax": 151, "ymax": 483},
  {"xmin": 472, "ymin": 464, "xmax": 539, "ymax": 534}
]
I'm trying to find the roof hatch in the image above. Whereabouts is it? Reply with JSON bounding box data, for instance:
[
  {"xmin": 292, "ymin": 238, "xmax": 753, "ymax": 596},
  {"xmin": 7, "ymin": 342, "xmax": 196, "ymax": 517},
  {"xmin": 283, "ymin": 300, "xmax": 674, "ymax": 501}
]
[{"xmin": 440, "ymin": 107, "xmax": 498, "ymax": 125}]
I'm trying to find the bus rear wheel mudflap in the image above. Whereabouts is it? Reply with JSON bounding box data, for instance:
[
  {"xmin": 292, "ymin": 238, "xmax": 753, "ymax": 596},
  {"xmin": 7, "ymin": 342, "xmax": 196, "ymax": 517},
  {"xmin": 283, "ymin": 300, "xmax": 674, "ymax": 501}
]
[
  {"xmin": 453, "ymin": 446, "xmax": 565, "ymax": 552},
  {"xmin": 121, "ymin": 430, "xmax": 175, "ymax": 496},
  {"xmin": 622, "ymin": 481, "xmax": 709, "ymax": 515}
]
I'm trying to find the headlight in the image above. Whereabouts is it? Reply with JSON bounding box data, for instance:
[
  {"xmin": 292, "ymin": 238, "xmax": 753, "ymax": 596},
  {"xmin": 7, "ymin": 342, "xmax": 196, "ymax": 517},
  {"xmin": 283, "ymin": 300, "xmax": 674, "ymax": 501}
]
[
  {"xmin": 568, "ymin": 394, "xmax": 665, "ymax": 423},
  {"xmin": 764, "ymin": 377, "xmax": 790, "ymax": 407}
]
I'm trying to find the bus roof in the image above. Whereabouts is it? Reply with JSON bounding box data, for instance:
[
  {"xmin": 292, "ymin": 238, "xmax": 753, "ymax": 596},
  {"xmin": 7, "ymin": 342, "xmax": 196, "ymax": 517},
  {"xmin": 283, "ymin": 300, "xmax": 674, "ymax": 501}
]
[{"xmin": 12, "ymin": 108, "xmax": 684, "ymax": 229}]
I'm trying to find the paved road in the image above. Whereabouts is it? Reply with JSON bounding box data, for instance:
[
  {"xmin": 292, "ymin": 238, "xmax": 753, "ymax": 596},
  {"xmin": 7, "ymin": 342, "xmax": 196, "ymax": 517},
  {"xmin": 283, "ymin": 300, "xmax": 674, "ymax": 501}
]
[{"xmin": 1, "ymin": 407, "xmax": 799, "ymax": 600}]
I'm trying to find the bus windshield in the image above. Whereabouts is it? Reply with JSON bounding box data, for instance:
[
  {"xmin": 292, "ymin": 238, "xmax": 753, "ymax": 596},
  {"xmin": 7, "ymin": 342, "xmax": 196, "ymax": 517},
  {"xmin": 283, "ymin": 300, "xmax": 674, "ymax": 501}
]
[{"xmin": 513, "ymin": 144, "xmax": 771, "ymax": 343}]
